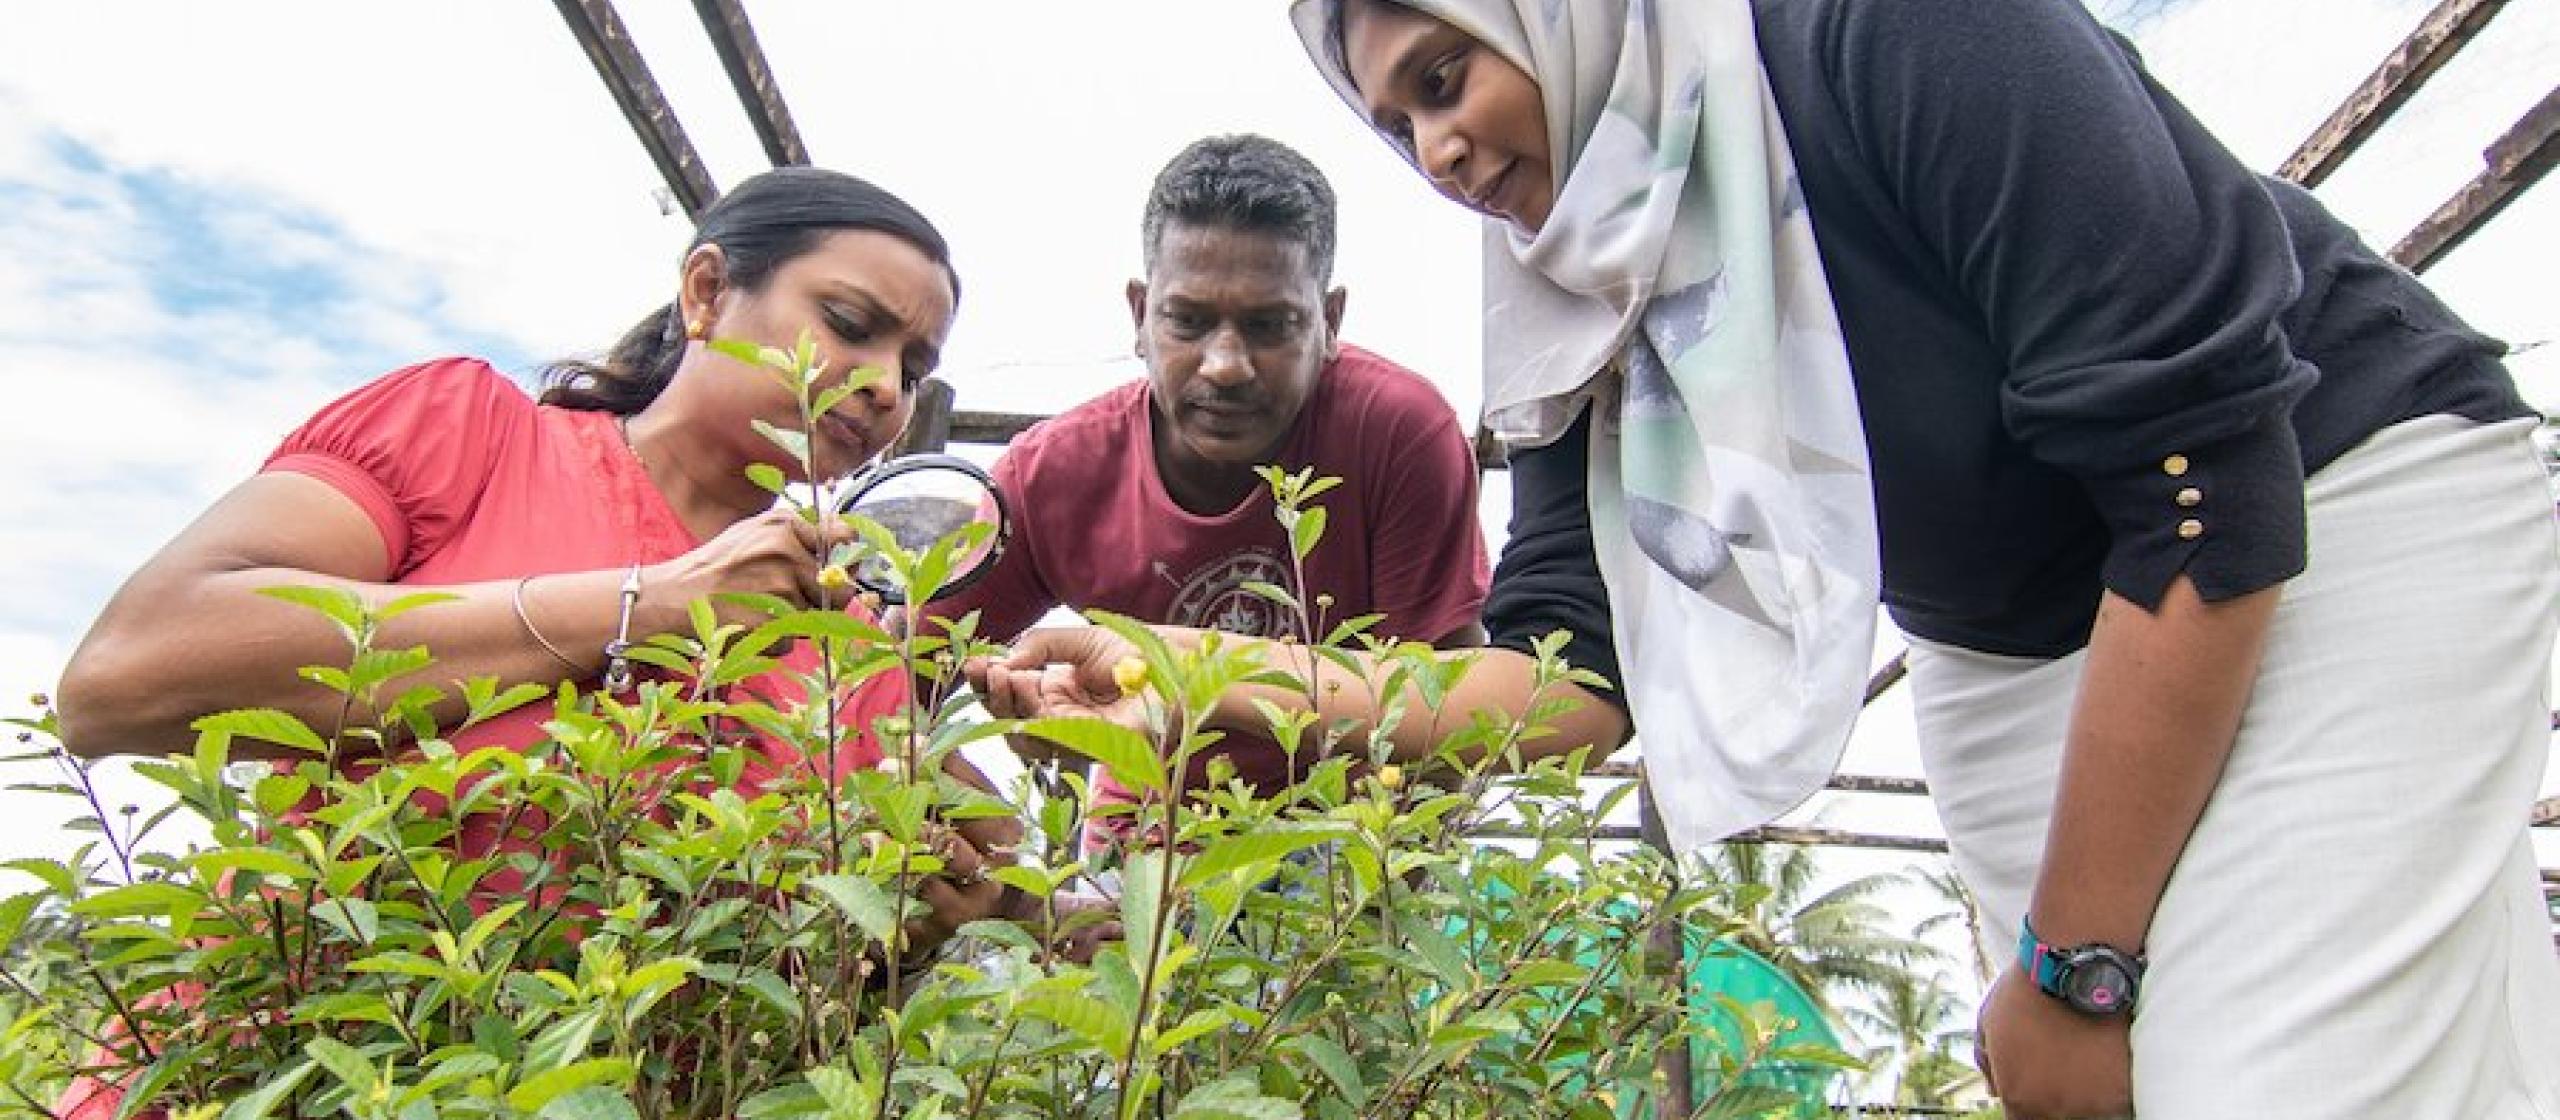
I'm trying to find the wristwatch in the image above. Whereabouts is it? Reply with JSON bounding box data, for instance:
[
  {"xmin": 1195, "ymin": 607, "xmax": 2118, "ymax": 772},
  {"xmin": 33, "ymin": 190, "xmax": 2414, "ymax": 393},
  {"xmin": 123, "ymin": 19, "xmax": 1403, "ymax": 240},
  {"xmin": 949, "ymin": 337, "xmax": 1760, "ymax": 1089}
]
[{"xmin": 2018, "ymin": 916, "xmax": 2144, "ymax": 1017}]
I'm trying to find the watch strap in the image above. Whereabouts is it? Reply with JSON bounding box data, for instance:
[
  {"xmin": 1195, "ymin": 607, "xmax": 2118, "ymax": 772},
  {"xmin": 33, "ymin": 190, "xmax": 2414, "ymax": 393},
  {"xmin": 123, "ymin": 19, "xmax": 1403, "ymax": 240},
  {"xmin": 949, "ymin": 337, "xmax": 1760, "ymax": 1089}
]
[{"xmin": 2018, "ymin": 916, "xmax": 2065, "ymax": 997}]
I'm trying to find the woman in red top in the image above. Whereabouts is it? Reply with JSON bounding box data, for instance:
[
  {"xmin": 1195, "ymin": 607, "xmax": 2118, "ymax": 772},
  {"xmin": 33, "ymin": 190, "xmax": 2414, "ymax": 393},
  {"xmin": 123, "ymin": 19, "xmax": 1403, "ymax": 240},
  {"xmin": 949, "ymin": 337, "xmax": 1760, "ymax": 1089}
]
[{"xmin": 55, "ymin": 166, "xmax": 1015, "ymax": 931}]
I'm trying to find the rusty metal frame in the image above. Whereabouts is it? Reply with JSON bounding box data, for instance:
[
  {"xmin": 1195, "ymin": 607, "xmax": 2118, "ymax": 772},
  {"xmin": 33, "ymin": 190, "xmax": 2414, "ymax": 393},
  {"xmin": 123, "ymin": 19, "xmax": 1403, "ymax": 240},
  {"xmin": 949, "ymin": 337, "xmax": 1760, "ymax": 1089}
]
[
  {"xmin": 552, "ymin": 0, "xmax": 720, "ymax": 221},
  {"xmin": 2276, "ymin": 0, "xmax": 2511, "ymax": 187},
  {"xmin": 2390, "ymin": 85, "xmax": 2559, "ymax": 272},
  {"xmin": 692, "ymin": 0, "xmax": 811, "ymax": 168}
]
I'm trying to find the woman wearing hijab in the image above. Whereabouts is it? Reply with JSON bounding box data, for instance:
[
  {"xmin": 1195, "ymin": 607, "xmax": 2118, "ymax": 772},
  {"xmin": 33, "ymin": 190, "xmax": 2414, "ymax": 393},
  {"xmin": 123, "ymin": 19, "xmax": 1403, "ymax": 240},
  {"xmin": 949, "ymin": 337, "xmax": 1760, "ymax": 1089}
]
[{"xmin": 982, "ymin": 1, "xmax": 2560, "ymax": 1115}]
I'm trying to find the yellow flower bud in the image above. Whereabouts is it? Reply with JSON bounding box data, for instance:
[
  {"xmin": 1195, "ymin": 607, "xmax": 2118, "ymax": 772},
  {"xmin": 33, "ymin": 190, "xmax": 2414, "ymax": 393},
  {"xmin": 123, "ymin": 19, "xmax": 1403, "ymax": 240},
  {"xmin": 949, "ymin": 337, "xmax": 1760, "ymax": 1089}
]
[
  {"xmin": 1376, "ymin": 765, "xmax": 1404, "ymax": 791},
  {"xmin": 817, "ymin": 564, "xmax": 853, "ymax": 590},
  {"xmin": 1112, "ymin": 657, "xmax": 1150, "ymax": 696}
]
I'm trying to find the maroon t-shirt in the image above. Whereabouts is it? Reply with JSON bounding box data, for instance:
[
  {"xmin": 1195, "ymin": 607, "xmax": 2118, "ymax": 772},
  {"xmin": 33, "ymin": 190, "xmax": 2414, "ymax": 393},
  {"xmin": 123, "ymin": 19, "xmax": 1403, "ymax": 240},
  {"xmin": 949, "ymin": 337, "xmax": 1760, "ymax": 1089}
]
[{"xmin": 933, "ymin": 345, "xmax": 1490, "ymax": 838}]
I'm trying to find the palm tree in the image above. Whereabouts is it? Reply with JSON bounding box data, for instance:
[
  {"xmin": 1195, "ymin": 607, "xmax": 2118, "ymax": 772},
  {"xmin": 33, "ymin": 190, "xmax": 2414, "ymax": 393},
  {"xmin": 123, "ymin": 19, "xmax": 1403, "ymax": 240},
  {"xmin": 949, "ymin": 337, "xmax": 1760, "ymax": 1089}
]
[
  {"xmin": 1842, "ymin": 971, "xmax": 1979, "ymax": 1107},
  {"xmin": 1696, "ymin": 842, "xmax": 1941, "ymax": 1013},
  {"xmin": 1911, "ymin": 862, "xmax": 1995, "ymax": 988}
]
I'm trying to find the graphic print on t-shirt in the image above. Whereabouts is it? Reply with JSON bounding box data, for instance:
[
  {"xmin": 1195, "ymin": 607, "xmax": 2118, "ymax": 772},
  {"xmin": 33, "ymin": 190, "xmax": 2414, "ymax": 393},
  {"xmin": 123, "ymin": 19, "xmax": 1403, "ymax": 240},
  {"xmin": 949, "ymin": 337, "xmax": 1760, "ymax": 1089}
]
[{"xmin": 1164, "ymin": 547, "xmax": 1295, "ymax": 637}]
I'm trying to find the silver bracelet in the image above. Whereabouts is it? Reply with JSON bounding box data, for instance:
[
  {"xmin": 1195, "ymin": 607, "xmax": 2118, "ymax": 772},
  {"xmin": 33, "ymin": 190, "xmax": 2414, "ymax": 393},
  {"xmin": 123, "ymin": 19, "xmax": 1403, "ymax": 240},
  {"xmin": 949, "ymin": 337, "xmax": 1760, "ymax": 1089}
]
[
  {"xmin": 512, "ymin": 574, "xmax": 586, "ymax": 675},
  {"xmin": 601, "ymin": 564, "xmax": 643, "ymax": 691}
]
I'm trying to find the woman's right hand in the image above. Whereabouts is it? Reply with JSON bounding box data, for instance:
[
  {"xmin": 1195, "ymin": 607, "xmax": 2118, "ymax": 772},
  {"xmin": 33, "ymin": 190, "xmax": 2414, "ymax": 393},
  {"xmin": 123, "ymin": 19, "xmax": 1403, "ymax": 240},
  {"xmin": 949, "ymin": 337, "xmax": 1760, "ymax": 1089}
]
[{"xmin": 647, "ymin": 508, "xmax": 849, "ymax": 627}]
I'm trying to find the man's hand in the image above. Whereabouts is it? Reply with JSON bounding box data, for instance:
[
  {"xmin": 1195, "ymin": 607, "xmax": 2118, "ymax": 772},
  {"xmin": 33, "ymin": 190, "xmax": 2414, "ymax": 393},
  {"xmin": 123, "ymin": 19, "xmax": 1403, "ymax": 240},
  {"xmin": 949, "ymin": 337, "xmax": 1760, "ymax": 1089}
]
[
  {"xmin": 1976, "ymin": 964, "xmax": 2134, "ymax": 1120},
  {"xmin": 903, "ymin": 825, "xmax": 1011, "ymax": 957},
  {"xmin": 1003, "ymin": 889, "xmax": 1123, "ymax": 965},
  {"xmin": 968, "ymin": 627, "xmax": 1151, "ymax": 730}
]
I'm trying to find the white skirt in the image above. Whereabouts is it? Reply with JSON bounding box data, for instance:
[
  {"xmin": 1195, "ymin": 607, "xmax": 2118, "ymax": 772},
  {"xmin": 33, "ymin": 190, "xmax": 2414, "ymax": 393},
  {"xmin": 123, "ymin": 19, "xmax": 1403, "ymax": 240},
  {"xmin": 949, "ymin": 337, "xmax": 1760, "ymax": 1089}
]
[{"xmin": 1910, "ymin": 414, "xmax": 2560, "ymax": 1119}]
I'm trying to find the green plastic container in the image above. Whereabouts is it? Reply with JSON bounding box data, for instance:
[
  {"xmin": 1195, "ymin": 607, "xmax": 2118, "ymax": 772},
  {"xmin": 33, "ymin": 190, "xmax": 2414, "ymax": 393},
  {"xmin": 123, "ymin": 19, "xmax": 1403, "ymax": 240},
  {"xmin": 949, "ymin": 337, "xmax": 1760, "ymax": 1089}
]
[{"xmin": 1446, "ymin": 893, "xmax": 1842, "ymax": 1115}]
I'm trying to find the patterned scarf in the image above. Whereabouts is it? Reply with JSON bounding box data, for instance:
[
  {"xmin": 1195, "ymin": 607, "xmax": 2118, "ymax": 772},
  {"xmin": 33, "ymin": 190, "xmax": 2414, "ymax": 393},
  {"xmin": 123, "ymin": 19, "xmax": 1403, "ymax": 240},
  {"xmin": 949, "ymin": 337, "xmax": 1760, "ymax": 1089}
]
[{"xmin": 1292, "ymin": 0, "xmax": 1879, "ymax": 850}]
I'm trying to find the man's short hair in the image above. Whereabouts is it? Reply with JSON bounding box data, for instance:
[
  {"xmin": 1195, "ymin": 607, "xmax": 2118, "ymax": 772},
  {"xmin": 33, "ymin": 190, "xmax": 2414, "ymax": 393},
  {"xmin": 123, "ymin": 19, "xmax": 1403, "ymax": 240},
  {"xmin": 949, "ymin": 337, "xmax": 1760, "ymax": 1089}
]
[{"xmin": 1141, "ymin": 134, "xmax": 1338, "ymax": 285}]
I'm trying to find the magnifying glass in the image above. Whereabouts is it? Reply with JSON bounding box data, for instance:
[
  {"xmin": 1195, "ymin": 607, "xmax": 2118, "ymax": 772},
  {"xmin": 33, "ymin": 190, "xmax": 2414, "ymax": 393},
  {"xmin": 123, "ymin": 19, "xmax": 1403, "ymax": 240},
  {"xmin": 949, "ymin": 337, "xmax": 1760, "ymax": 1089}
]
[{"xmin": 831, "ymin": 454, "xmax": 1012, "ymax": 606}]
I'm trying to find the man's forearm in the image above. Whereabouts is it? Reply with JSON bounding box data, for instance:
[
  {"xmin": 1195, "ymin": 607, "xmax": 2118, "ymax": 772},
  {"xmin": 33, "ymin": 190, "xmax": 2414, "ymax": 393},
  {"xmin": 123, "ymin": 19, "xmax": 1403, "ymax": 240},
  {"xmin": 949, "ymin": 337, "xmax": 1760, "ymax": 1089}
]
[
  {"xmin": 2030, "ymin": 577, "xmax": 2280, "ymax": 950},
  {"xmin": 1154, "ymin": 626, "xmax": 1628, "ymax": 766}
]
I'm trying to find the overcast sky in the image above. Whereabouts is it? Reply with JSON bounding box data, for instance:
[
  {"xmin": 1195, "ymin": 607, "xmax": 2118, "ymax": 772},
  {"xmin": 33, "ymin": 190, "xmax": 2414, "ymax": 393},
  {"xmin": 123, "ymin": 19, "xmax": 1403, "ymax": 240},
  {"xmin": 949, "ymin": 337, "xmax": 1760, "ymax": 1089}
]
[{"xmin": 2, "ymin": 1, "xmax": 2555, "ymax": 1006}]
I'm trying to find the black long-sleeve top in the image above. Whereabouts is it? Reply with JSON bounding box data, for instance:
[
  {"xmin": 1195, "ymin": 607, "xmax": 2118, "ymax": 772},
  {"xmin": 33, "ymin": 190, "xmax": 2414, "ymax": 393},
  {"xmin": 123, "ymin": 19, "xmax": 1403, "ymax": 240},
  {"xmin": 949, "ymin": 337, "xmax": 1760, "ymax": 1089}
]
[{"xmin": 1483, "ymin": 0, "xmax": 2529, "ymax": 693}]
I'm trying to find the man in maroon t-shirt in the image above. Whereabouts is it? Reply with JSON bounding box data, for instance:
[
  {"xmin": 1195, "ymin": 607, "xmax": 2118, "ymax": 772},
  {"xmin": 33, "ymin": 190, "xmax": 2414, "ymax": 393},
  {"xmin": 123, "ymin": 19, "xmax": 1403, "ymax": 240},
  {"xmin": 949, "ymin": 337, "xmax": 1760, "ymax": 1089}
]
[{"xmin": 931, "ymin": 135, "xmax": 1490, "ymax": 845}]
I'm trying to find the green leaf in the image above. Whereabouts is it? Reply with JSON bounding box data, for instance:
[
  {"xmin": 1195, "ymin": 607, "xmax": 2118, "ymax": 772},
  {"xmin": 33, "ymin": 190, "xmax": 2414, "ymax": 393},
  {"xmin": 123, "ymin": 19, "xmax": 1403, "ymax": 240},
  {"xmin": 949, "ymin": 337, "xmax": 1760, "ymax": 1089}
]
[
  {"xmin": 2, "ymin": 858, "xmax": 75, "ymax": 896},
  {"xmin": 305, "ymin": 1037, "xmax": 378, "ymax": 1097},
  {"xmin": 189, "ymin": 848, "xmax": 317, "ymax": 885},
  {"xmin": 378, "ymin": 591, "xmax": 462, "ymax": 621},
  {"xmin": 257, "ymin": 585, "xmax": 366, "ymax": 632},
  {"xmin": 1240, "ymin": 581, "xmax": 1300, "ymax": 611},
  {"xmin": 1018, "ymin": 717, "xmax": 1168, "ymax": 795},
  {"xmin": 311, "ymin": 896, "xmax": 379, "ymax": 945},
  {"xmin": 745, "ymin": 461, "xmax": 790, "ymax": 496},
  {"xmin": 1403, "ymin": 922, "xmax": 1474, "ymax": 990},
  {"xmin": 1018, "ymin": 988, "xmax": 1134, "ymax": 1055},
  {"xmin": 292, "ymin": 992, "xmax": 404, "ymax": 1030},
  {"xmin": 507, "ymin": 1057, "xmax": 636, "ymax": 1112},
  {"xmin": 1173, "ymin": 1074, "xmax": 1303, "ymax": 1120},
  {"xmin": 1150, "ymin": 1006, "xmax": 1237, "ymax": 1057},
  {"xmin": 71, "ymin": 881, "xmax": 202, "ymax": 920},
  {"xmin": 752, "ymin": 418, "xmax": 812, "ymax": 464},
  {"xmin": 806, "ymin": 1065, "xmax": 877, "ymax": 1115},
  {"xmin": 735, "ymin": 1081, "xmax": 828, "ymax": 1119},
  {"xmin": 1288, "ymin": 505, "xmax": 1328, "ymax": 561},
  {"xmin": 805, "ymin": 874, "xmax": 901, "ymax": 945},
  {"xmin": 525, "ymin": 1005, "xmax": 608, "ymax": 1070},
  {"xmin": 192, "ymin": 708, "xmax": 330, "ymax": 755},
  {"xmin": 461, "ymin": 680, "xmax": 549, "ymax": 728},
  {"xmin": 0, "ymin": 893, "xmax": 36, "ymax": 948},
  {"xmin": 1289, "ymin": 1035, "xmax": 1365, "ymax": 1105},
  {"xmin": 251, "ymin": 774, "xmax": 311, "ymax": 817},
  {"xmin": 699, "ymin": 962, "xmax": 805, "ymax": 1021},
  {"xmin": 543, "ymin": 1087, "xmax": 644, "ymax": 1120},
  {"xmin": 811, "ymin": 383, "xmax": 857, "ymax": 420},
  {"xmin": 218, "ymin": 1058, "xmax": 320, "ymax": 1120},
  {"xmin": 1501, "ymin": 959, "xmax": 1591, "ymax": 991},
  {"xmin": 1178, "ymin": 825, "xmax": 1344, "ymax": 890},
  {"xmin": 111, "ymin": 1043, "xmax": 197, "ymax": 1120},
  {"xmin": 709, "ymin": 337, "xmax": 767, "ymax": 367}
]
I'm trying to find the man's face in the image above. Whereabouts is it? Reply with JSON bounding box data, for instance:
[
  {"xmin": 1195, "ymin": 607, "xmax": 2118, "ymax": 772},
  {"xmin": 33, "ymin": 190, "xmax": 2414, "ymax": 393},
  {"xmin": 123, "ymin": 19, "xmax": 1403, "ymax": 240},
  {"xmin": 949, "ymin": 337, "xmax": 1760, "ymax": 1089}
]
[{"xmin": 1129, "ymin": 223, "xmax": 1344, "ymax": 476}]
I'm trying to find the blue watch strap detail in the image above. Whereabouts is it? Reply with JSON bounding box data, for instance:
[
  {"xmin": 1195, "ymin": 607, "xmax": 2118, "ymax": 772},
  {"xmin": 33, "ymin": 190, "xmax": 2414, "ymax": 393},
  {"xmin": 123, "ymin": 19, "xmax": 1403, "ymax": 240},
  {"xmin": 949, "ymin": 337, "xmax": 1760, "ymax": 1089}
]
[{"xmin": 2019, "ymin": 916, "xmax": 2061, "ymax": 995}]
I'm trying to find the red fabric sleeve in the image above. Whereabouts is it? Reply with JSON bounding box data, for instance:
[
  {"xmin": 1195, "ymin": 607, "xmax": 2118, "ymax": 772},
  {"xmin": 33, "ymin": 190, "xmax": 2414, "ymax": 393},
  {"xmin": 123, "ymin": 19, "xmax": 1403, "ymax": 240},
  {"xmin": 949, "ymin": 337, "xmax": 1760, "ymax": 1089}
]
[
  {"xmin": 1363, "ymin": 403, "xmax": 1491, "ymax": 644},
  {"xmin": 261, "ymin": 358, "xmax": 525, "ymax": 576}
]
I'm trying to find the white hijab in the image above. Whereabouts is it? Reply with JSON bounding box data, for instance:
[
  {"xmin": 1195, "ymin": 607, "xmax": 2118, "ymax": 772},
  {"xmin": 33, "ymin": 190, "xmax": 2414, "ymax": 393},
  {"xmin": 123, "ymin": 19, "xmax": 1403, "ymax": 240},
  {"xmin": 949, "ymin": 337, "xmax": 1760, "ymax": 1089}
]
[{"xmin": 1292, "ymin": 0, "xmax": 1880, "ymax": 850}]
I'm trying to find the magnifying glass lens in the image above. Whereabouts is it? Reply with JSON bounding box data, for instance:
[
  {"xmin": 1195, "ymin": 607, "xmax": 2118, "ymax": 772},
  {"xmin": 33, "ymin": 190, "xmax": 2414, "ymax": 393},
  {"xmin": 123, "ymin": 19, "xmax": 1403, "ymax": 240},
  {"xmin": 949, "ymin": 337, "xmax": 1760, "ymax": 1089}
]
[{"xmin": 835, "ymin": 456, "xmax": 1009, "ymax": 605}]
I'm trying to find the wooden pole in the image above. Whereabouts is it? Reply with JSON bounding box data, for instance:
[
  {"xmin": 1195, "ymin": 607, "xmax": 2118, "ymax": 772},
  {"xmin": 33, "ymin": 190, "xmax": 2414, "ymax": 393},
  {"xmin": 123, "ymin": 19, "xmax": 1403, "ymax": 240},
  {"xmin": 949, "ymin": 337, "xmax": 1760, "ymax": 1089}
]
[{"xmin": 890, "ymin": 378, "xmax": 956, "ymax": 458}]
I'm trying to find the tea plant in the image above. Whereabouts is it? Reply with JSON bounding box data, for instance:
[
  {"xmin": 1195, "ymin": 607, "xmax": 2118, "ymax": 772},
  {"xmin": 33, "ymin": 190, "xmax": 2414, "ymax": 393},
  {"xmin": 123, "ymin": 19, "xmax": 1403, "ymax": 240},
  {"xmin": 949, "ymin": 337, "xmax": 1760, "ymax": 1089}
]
[{"xmin": 0, "ymin": 340, "xmax": 1849, "ymax": 1119}]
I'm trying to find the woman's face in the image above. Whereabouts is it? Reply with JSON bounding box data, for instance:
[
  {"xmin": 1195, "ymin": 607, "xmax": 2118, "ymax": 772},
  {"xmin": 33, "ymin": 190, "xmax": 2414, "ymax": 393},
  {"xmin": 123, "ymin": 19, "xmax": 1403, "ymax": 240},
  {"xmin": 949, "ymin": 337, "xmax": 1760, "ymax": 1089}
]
[
  {"xmin": 684, "ymin": 229, "xmax": 956, "ymax": 482},
  {"xmin": 1340, "ymin": 0, "xmax": 1553, "ymax": 233}
]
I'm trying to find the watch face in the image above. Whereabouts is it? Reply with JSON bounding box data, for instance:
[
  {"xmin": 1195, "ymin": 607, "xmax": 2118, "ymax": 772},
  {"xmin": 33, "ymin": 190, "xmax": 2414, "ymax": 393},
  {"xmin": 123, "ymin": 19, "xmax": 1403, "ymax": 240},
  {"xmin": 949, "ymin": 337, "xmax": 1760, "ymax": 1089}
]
[{"xmin": 2062, "ymin": 955, "xmax": 2138, "ymax": 1015}]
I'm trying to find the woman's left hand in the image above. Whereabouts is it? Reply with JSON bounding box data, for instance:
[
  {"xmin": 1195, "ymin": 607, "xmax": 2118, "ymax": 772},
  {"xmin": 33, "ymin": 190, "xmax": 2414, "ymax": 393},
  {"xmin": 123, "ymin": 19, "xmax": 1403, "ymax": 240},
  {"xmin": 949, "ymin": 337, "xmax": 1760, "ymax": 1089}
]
[{"xmin": 1976, "ymin": 965, "xmax": 2134, "ymax": 1119}]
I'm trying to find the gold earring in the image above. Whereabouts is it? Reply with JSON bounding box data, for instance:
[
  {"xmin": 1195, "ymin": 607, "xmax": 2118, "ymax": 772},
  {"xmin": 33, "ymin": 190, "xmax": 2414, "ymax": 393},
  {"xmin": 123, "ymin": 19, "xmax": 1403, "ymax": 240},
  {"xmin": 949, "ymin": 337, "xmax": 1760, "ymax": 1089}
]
[{"xmin": 685, "ymin": 318, "xmax": 707, "ymax": 341}]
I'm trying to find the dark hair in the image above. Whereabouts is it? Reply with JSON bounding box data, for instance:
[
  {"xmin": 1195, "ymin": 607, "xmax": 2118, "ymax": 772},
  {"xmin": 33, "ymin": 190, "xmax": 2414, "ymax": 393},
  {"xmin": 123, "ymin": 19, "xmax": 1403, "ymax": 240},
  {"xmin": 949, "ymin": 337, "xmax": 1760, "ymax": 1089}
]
[
  {"xmin": 542, "ymin": 167, "xmax": 959, "ymax": 414},
  {"xmin": 1140, "ymin": 134, "xmax": 1339, "ymax": 285}
]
